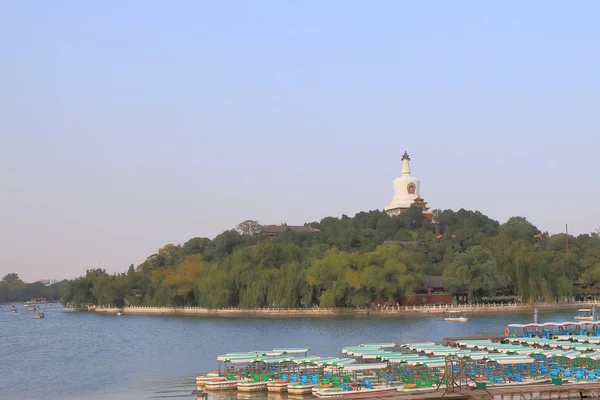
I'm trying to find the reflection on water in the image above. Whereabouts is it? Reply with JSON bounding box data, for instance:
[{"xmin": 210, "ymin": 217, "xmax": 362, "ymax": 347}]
[
  {"xmin": 0, "ymin": 304, "xmax": 580, "ymax": 400},
  {"xmin": 203, "ymin": 392, "xmax": 292, "ymax": 400}
]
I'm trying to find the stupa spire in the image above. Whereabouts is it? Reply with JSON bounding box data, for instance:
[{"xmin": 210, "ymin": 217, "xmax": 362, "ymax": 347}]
[{"xmin": 401, "ymin": 151, "xmax": 411, "ymax": 175}]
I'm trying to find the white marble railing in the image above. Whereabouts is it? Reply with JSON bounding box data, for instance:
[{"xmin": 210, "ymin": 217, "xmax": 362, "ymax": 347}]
[{"xmin": 89, "ymin": 300, "xmax": 599, "ymax": 315}]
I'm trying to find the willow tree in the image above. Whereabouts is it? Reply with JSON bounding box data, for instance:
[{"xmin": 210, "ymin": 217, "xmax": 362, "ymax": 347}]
[
  {"xmin": 358, "ymin": 245, "xmax": 421, "ymax": 304},
  {"xmin": 306, "ymin": 248, "xmax": 356, "ymax": 307}
]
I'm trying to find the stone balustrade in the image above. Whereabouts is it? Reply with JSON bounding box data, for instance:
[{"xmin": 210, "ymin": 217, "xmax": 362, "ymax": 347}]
[{"xmin": 88, "ymin": 300, "xmax": 599, "ymax": 317}]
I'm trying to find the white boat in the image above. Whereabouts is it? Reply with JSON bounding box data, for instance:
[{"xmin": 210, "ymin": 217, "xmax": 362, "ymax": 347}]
[
  {"xmin": 195, "ymin": 372, "xmax": 221, "ymax": 386},
  {"xmin": 116, "ymin": 312, "xmax": 122, "ymax": 316},
  {"xmin": 444, "ymin": 311, "xmax": 468, "ymax": 322},
  {"xmin": 267, "ymin": 380, "xmax": 289, "ymax": 392},
  {"xmin": 314, "ymin": 362, "xmax": 400, "ymax": 398},
  {"xmin": 574, "ymin": 309, "xmax": 594, "ymax": 321},
  {"xmin": 237, "ymin": 381, "xmax": 268, "ymax": 392},
  {"xmin": 287, "ymin": 383, "xmax": 317, "ymax": 395},
  {"xmin": 204, "ymin": 379, "xmax": 247, "ymax": 391},
  {"xmin": 315, "ymin": 386, "xmax": 399, "ymax": 398}
]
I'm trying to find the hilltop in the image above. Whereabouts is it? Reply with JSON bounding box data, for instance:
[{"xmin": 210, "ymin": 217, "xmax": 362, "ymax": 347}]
[{"xmin": 61, "ymin": 207, "xmax": 600, "ymax": 308}]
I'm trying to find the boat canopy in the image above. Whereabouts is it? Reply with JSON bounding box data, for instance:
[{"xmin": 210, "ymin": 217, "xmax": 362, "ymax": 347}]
[
  {"xmin": 397, "ymin": 342, "xmax": 434, "ymax": 349},
  {"xmin": 341, "ymin": 362, "xmax": 389, "ymax": 371},
  {"xmin": 542, "ymin": 349, "xmax": 565, "ymax": 357},
  {"xmin": 553, "ymin": 350, "xmax": 581, "ymax": 359},
  {"xmin": 263, "ymin": 357, "xmax": 295, "ymax": 363},
  {"xmin": 360, "ymin": 343, "xmax": 395, "ymax": 348},
  {"xmin": 313, "ymin": 357, "xmax": 340, "ymax": 364},
  {"xmin": 430, "ymin": 350, "xmax": 472, "ymax": 357},
  {"xmin": 420, "ymin": 360, "xmax": 446, "ymax": 368},
  {"xmin": 564, "ymin": 343, "xmax": 596, "ymax": 351},
  {"xmin": 341, "ymin": 346, "xmax": 377, "ymax": 353},
  {"xmin": 218, "ymin": 354, "xmax": 259, "ymax": 361},
  {"xmin": 223, "ymin": 357, "xmax": 265, "ymax": 364},
  {"xmin": 385, "ymin": 355, "xmax": 426, "ymax": 360},
  {"xmin": 409, "ymin": 358, "xmax": 446, "ymax": 367},
  {"xmin": 321, "ymin": 358, "xmax": 356, "ymax": 366},
  {"xmin": 362, "ymin": 353, "xmax": 393, "ymax": 360},
  {"xmin": 273, "ymin": 348, "xmax": 309, "ymax": 354},
  {"xmin": 464, "ymin": 352, "xmax": 491, "ymax": 361},
  {"xmin": 541, "ymin": 322, "xmax": 579, "ymax": 327},
  {"xmin": 491, "ymin": 357, "xmax": 535, "ymax": 365},
  {"xmin": 514, "ymin": 348, "xmax": 545, "ymax": 355},
  {"xmin": 578, "ymin": 309, "xmax": 592, "ymax": 312},
  {"xmin": 347, "ymin": 349, "xmax": 389, "ymax": 356},
  {"xmin": 293, "ymin": 356, "xmax": 323, "ymax": 364}
]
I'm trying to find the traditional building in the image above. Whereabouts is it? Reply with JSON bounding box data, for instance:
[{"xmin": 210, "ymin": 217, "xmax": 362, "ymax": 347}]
[{"xmin": 384, "ymin": 151, "xmax": 433, "ymax": 219}]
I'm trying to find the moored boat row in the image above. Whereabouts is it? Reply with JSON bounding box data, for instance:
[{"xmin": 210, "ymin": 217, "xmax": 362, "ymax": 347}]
[
  {"xmin": 195, "ymin": 331, "xmax": 600, "ymax": 397},
  {"xmin": 195, "ymin": 342, "xmax": 458, "ymax": 397}
]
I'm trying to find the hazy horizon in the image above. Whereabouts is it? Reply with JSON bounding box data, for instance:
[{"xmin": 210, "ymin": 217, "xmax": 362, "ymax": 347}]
[{"xmin": 2, "ymin": 1, "xmax": 599, "ymax": 282}]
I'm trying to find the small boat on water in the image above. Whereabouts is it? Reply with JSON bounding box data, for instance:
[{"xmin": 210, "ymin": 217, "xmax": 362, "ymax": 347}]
[
  {"xmin": 575, "ymin": 309, "xmax": 595, "ymax": 321},
  {"xmin": 315, "ymin": 386, "xmax": 399, "ymax": 398},
  {"xmin": 116, "ymin": 312, "xmax": 122, "ymax": 316},
  {"xmin": 314, "ymin": 363, "xmax": 400, "ymax": 398},
  {"xmin": 444, "ymin": 311, "xmax": 468, "ymax": 322},
  {"xmin": 237, "ymin": 381, "xmax": 268, "ymax": 392},
  {"xmin": 35, "ymin": 311, "xmax": 45, "ymax": 319},
  {"xmin": 287, "ymin": 382, "xmax": 317, "ymax": 395},
  {"xmin": 266, "ymin": 380, "xmax": 289, "ymax": 392},
  {"xmin": 204, "ymin": 378, "xmax": 247, "ymax": 391},
  {"xmin": 27, "ymin": 305, "xmax": 37, "ymax": 311},
  {"xmin": 11, "ymin": 306, "xmax": 17, "ymax": 313},
  {"xmin": 195, "ymin": 372, "xmax": 221, "ymax": 386}
]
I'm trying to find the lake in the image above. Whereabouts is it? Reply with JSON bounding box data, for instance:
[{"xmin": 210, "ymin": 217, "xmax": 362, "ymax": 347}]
[{"xmin": 0, "ymin": 304, "xmax": 578, "ymax": 400}]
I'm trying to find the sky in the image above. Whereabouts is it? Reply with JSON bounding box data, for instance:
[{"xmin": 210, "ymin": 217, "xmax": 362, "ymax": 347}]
[{"xmin": 1, "ymin": 1, "xmax": 599, "ymax": 282}]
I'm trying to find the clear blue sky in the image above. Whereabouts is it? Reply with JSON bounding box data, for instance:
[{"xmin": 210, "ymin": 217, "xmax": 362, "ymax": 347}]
[{"xmin": 1, "ymin": 1, "xmax": 599, "ymax": 282}]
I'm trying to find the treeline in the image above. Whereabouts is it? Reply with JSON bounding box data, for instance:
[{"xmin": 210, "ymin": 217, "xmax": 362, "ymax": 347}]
[
  {"xmin": 0, "ymin": 273, "xmax": 68, "ymax": 303},
  {"xmin": 61, "ymin": 207, "xmax": 600, "ymax": 308}
]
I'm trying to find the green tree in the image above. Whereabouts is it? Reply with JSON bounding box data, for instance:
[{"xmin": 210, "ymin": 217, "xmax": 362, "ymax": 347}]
[
  {"xmin": 499, "ymin": 217, "xmax": 539, "ymax": 242},
  {"xmin": 443, "ymin": 246, "xmax": 497, "ymax": 303},
  {"xmin": 2, "ymin": 273, "xmax": 22, "ymax": 284}
]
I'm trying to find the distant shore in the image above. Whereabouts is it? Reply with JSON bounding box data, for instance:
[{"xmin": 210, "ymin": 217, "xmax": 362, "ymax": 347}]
[{"xmin": 74, "ymin": 301, "xmax": 598, "ymax": 318}]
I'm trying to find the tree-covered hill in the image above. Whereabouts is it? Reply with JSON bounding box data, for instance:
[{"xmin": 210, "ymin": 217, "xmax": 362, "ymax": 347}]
[
  {"xmin": 61, "ymin": 207, "xmax": 600, "ymax": 308},
  {"xmin": 0, "ymin": 273, "xmax": 68, "ymax": 303}
]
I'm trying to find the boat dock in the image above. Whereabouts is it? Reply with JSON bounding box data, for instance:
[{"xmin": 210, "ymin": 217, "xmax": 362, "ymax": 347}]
[
  {"xmin": 196, "ymin": 330, "xmax": 600, "ymax": 399},
  {"xmin": 194, "ymin": 381, "xmax": 600, "ymax": 399},
  {"xmin": 382, "ymin": 381, "xmax": 600, "ymax": 399}
]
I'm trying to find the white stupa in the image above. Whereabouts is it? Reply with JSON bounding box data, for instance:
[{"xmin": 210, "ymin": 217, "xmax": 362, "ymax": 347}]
[{"xmin": 384, "ymin": 151, "xmax": 432, "ymax": 218}]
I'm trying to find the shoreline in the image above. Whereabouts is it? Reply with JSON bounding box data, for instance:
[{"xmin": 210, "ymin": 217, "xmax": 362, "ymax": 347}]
[{"xmin": 82, "ymin": 301, "xmax": 598, "ymax": 318}]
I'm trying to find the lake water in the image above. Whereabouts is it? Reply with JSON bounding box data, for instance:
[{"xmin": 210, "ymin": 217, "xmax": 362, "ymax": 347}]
[{"xmin": 0, "ymin": 304, "xmax": 578, "ymax": 400}]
